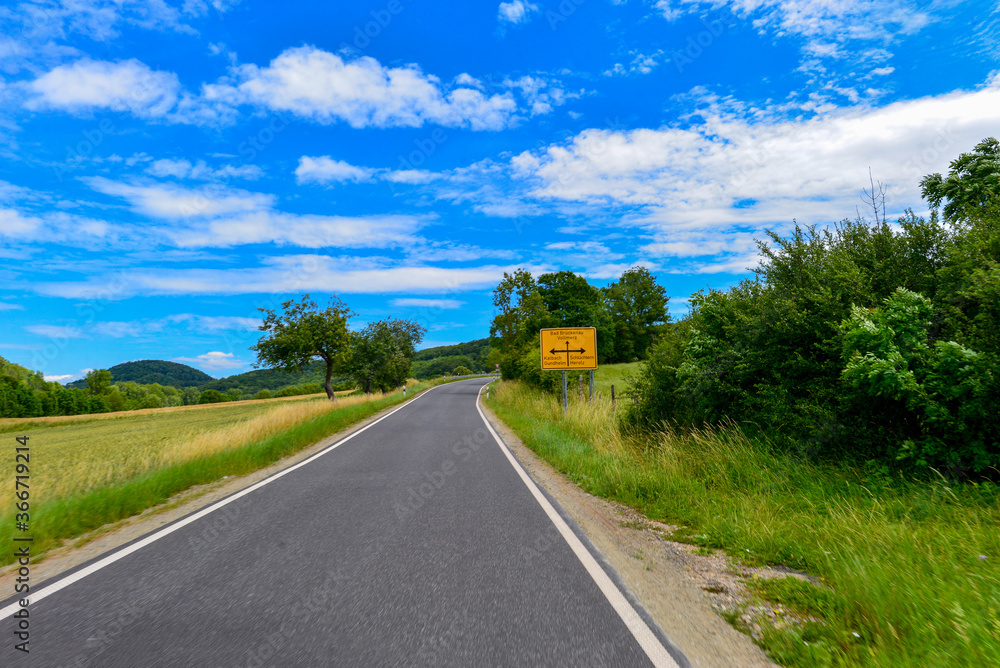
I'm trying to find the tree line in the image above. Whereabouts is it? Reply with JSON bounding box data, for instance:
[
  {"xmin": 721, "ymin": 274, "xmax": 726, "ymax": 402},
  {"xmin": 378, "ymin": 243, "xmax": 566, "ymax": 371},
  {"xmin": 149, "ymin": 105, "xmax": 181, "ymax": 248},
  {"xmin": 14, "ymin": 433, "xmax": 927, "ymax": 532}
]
[
  {"xmin": 0, "ymin": 366, "xmax": 334, "ymax": 418},
  {"xmin": 488, "ymin": 266, "xmax": 670, "ymax": 387},
  {"xmin": 626, "ymin": 137, "xmax": 999, "ymax": 477}
]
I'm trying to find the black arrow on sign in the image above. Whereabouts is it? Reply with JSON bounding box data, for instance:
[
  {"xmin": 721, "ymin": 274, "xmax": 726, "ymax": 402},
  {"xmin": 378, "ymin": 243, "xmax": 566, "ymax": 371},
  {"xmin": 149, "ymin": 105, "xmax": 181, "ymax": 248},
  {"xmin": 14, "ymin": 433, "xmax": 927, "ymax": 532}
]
[{"xmin": 550, "ymin": 340, "xmax": 586, "ymax": 363}]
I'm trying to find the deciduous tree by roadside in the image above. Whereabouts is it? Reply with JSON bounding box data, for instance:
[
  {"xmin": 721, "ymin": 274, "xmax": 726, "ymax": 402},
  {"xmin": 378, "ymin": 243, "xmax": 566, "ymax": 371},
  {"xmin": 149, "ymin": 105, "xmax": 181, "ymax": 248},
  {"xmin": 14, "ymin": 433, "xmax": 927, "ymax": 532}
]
[{"xmin": 252, "ymin": 295, "xmax": 354, "ymax": 401}]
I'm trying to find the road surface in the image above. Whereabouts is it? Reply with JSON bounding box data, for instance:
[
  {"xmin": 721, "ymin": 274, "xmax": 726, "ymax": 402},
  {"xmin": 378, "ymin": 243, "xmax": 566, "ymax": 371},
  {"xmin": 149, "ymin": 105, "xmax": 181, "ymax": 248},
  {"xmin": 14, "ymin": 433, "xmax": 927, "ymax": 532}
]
[{"xmin": 3, "ymin": 379, "xmax": 688, "ymax": 667}]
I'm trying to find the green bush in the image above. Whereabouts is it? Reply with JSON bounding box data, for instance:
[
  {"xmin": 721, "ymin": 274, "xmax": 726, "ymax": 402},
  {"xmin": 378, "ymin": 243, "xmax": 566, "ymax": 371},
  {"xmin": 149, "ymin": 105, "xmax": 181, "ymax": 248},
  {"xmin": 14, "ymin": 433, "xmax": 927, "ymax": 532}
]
[
  {"xmin": 626, "ymin": 140, "xmax": 1000, "ymax": 476},
  {"xmin": 840, "ymin": 288, "xmax": 997, "ymax": 472},
  {"xmin": 516, "ymin": 345, "xmax": 562, "ymax": 393},
  {"xmin": 198, "ymin": 389, "xmax": 229, "ymax": 404}
]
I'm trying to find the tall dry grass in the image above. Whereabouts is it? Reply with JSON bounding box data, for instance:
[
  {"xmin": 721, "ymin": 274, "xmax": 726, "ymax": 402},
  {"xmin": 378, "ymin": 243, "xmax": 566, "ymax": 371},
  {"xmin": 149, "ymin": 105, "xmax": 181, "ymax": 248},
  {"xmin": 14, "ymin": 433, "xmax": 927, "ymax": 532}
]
[{"xmin": 154, "ymin": 392, "xmax": 379, "ymax": 465}]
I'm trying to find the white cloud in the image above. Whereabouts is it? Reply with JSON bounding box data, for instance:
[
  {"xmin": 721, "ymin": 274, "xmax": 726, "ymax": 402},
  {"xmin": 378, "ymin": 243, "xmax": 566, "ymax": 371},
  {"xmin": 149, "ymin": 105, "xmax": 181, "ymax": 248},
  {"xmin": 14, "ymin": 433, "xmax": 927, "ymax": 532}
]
[
  {"xmin": 25, "ymin": 314, "xmax": 260, "ymax": 343},
  {"xmin": 0, "ymin": 202, "xmax": 126, "ymax": 247},
  {"xmin": 44, "ymin": 374, "xmax": 76, "ymax": 383},
  {"xmin": 167, "ymin": 314, "xmax": 261, "ymax": 331},
  {"xmin": 498, "ymin": 1, "xmax": 539, "ymax": 25},
  {"xmin": 147, "ymin": 159, "xmax": 264, "ymax": 180},
  {"xmin": 656, "ymin": 0, "xmax": 930, "ymax": 45},
  {"xmin": 503, "ymin": 75, "xmax": 576, "ymax": 116},
  {"xmin": 85, "ymin": 178, "xmax": 274, "ymax": 219},
  {"xmin": 211, "ymin": 46, "xmax": 518, "ymax": 130},
  {"xmin": 173, "ymin": 351, "xmax": 244, "ymax": 371},
  {"xmin": 641, "ymin": 231, "xmax": 758, "ymax": 257},
  {"xmin": 383, "ymin": 169, "xmax": 441, "ymax": 184},
  {"xmin": 28, "ymin": 59, "xmax": 181, "ymax": 117},
  {"xmin": 390, "ymin": 298, "xmax": 465, "ymax": 309},
  {"xmin": 25, "ymin": 324, "xmax": 84, "ymax": 339},
  {"xmin": 83, "ymin": 177, "xmax": 429, "ymax": 249},
  {"xmin": 605, "ymin": 51, "xmax": 664, "ymax": 77},
  {"xmin": 93, "ymin": 321, "xmax": 146, "ymax": 338},
  {"xmin": 5, "ymin": 0, "xmax": 226, "ymax": 44},
  {"xmin": 545, "ymin": 240, "xmax": 626, "ymax": 263},
  {"xmin": 34, "ymin": 259, "xmax": 537, "ymax": 299},
  {"xmin": 0, "ymin": 207, "xmax": 43, "ymax": 237},
  {"xmin": 0, "ymin": 303, "xmax": 24, "ymax": 311},
  {"xmin": 581, "ymin": 261, "xmax": 658, "ymax": 280},
  {"xmin": 514, "ymin": 77, "xmax": 1000, "ymax": 234},
  {"xmin": 295, "ymin": 156, "xmax": 376, "ymax": 184},
  {"xmin": 167, "ymin": 212, "xmax": 427, "ymax": 249},
  {"xmin": 295, "ymin": 157, "xmax": 448, "ymax": 185}
]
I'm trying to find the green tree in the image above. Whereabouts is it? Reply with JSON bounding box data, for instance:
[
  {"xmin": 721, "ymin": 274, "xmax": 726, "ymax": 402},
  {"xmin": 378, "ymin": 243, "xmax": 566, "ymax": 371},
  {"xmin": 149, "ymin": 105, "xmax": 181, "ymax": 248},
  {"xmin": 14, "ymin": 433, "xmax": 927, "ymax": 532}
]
[
  {"xmin": 198, "ymin": 389, "xmax": 228, "ymax": 404},
  {"xmin": 181, "ymin": 386, "xmax": 200, "ymax": 405},
  {"xmin": 490, "ymin": 269, "xmax": 550, "ymax": 379},
  {"xmin": 85, "ymin": 368, "xmax": 113, "ymax": 395},
  {"xmin": 921, "ymin": 137, "xmax": 1000, "ymax": 224},
  {"xmin": 347, "ymin": 318, "xmax": 426, "ymax": 393},
  {"xmin": 252, "ymin": 295, "xmax": 354, "ymax": 401},
  {"xmin": 491, "ymin": 269, "xmax": 548, "ymax": 350},
  {"xmin": 537, "ymin": 271, "xmax": 614, "ymax": 361},
  {"xmin": 602, "ymin": 267, "xmax": 669, "ymax": 361}
]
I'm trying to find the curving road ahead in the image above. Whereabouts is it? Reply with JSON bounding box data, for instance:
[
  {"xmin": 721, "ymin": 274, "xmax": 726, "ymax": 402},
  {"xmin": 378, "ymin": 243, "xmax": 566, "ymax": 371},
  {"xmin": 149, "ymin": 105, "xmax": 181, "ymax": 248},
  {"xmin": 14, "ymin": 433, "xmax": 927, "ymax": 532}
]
[{"xmin": 3, "ymin": 379, "xmax": 688, "ymax": 667}]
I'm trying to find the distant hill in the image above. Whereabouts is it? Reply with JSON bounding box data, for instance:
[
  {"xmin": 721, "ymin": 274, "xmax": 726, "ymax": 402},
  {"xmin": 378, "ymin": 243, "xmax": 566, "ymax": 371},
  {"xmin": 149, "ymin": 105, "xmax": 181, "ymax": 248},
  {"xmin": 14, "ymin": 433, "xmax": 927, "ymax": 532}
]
[
  {"xmin": 198, "ymin": 361, "xmax": 344, "ymax": 395},
  {"xmin": 67, "ymin": 360, "xmax": 213, "ymax": 389},
  {"xmin": 57, "ymin": 337, "xmax": 494, "ymax": 393},
  {"xmin": 412, "ymin": 338, "xmax": 492, "ymax": 379},
  {"xmin": 0, "ymin": 355, "xmax": 35, "ymax": 383}
]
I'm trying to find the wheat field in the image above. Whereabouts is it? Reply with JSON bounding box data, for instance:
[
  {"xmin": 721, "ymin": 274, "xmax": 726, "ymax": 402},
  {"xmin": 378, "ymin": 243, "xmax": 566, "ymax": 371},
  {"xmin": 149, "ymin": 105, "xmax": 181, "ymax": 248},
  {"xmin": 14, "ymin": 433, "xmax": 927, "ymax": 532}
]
[{"xmin": 1, "ymin": 391, "xmax": 383, "ymax": 507}]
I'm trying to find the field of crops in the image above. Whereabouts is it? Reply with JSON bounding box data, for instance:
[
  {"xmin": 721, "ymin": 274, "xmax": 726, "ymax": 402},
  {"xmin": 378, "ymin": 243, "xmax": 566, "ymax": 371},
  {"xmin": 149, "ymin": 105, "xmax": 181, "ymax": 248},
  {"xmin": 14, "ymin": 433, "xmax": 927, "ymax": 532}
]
[{"xmin": 2, "ymin": 393, "xmax": 345, "ymax": 502}]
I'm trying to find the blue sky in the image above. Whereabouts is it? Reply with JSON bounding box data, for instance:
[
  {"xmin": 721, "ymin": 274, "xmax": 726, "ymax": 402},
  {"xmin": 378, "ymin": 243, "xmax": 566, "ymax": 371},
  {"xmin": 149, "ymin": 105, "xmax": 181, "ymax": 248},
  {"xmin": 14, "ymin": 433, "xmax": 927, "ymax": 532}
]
[{"xmin": 1, "ymin": 0, "xmax": 998, "ymax": 382}]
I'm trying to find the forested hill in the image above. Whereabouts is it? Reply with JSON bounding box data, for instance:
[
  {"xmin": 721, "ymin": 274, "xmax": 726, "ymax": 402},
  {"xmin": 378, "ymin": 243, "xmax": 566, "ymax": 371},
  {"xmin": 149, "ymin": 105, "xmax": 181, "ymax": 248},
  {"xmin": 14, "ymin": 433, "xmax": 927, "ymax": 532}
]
[
  {"xmin": 0, "ymin": 355, "xmax": 35, "ymax": 382},
  {"xmin": 66, "ymin": 360, "xmax": 213, "ymax": 388},
  {"xmin": 411, "ymin": 338, "xmax": 491, "ymax": 378},
  {"xmin": 197, "ymin": 361, "xmax": 333, "ymax": 394}
]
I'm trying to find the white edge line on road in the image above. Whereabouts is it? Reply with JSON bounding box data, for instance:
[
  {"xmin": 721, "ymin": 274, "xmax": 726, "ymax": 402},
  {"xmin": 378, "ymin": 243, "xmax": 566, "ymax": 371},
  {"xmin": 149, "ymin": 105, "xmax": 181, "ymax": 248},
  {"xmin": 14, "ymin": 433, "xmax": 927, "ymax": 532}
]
[
  {"xmin": 2, "ymin": 385, "xmax": 442, "ymax": 619},
  {"xmin": 475, "ymin": 384, "xmax": 680, "ymax": 668}
]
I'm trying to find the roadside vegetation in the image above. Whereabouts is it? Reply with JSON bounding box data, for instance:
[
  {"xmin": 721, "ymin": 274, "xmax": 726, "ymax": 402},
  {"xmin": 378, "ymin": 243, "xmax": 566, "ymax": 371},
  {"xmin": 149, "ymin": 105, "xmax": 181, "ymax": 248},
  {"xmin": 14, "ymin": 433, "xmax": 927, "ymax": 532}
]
[
  {"xmin": 485, "ymin": 138, "xmax": 1000, "ymax": 664},
  {"xmin": 486, "ymin": 380, "xmax": 1000, "ymax": 666},
  {"xmin": 0, "ymin": 381, "xmax": 428, "ymax": 566}
]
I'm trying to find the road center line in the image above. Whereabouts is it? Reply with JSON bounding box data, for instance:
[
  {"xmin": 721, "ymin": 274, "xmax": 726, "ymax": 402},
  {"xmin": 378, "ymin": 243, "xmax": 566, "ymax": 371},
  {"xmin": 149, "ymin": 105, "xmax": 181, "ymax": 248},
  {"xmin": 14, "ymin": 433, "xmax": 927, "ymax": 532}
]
[
  {"xmin": 476, "ymin": 383, "xmax": 682, "ymax": 668},
  {"xmin": 0, "ymin": 385, "xmax": 441, "ymax": 619}
]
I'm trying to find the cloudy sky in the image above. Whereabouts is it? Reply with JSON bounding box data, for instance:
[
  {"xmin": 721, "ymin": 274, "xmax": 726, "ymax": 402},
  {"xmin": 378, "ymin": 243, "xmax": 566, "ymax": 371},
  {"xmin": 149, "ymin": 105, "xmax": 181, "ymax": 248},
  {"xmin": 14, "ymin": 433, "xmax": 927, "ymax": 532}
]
[{"xmin": 1, "ymin": 0, "xmax": 998, "ymax": 382}]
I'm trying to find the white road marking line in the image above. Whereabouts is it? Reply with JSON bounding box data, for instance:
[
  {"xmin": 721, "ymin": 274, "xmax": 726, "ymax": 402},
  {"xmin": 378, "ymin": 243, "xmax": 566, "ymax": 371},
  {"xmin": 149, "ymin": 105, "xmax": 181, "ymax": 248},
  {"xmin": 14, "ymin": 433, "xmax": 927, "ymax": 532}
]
[
  {"xmin": 476, "ymin": 384, "xmax": 681, "ymax": 668},
  {"xmin": 1, "ymin": 386, "xmax": 442, "ymax": 619}
]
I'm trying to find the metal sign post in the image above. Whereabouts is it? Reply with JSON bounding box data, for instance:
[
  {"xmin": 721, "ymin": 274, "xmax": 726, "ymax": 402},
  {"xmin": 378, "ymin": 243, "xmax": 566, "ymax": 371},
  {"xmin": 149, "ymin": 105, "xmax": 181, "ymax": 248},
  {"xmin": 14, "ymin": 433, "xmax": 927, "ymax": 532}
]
[{"xmin": 561, "ymin": 371, "xmax": 568, "ymax": 415}]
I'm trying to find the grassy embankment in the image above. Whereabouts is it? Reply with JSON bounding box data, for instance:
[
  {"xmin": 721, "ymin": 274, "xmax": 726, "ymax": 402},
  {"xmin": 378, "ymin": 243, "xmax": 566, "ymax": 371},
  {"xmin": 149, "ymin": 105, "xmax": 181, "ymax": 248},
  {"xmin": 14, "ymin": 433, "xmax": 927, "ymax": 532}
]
[
  {"xmin": 1, "ymin": 382, "xmax": 430, "ymax": 565},
  {"xmin": 484, "ymin": 369, "xmax": 1000, "ymax": 667}
]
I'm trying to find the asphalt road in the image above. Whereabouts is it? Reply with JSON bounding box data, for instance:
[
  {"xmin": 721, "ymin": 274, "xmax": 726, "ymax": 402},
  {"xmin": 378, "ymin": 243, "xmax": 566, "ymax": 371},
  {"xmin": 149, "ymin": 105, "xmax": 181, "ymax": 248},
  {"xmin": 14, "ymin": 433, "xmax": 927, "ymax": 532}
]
[{"xmin": 3, "ymin": 379, "xmax": 687, "ymax": 667}]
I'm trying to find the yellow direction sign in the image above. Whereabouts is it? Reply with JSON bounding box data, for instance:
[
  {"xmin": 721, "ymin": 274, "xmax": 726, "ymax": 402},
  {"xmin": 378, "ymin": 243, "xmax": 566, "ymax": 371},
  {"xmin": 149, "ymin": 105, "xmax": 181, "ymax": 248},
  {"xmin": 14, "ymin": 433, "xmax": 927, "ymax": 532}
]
[{"xmin": 540, "ymin": 328, "xmax": 598, "ymax": 370}]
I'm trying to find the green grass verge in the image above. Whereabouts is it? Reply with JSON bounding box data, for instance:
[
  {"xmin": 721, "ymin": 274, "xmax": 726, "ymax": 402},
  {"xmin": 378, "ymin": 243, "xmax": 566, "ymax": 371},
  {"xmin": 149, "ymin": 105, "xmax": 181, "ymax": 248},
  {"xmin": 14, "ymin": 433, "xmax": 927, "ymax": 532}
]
[
  {"xmin": 0, "ymin": 383, "xmax": 434, "ymax": 566},
  {"xmin": 592, "ymin": 361, "xmax": 642, "ymax": 396},
  {"xmin": 485, "ymin": 380, "xmax": 1000, "ymax": 667}
]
